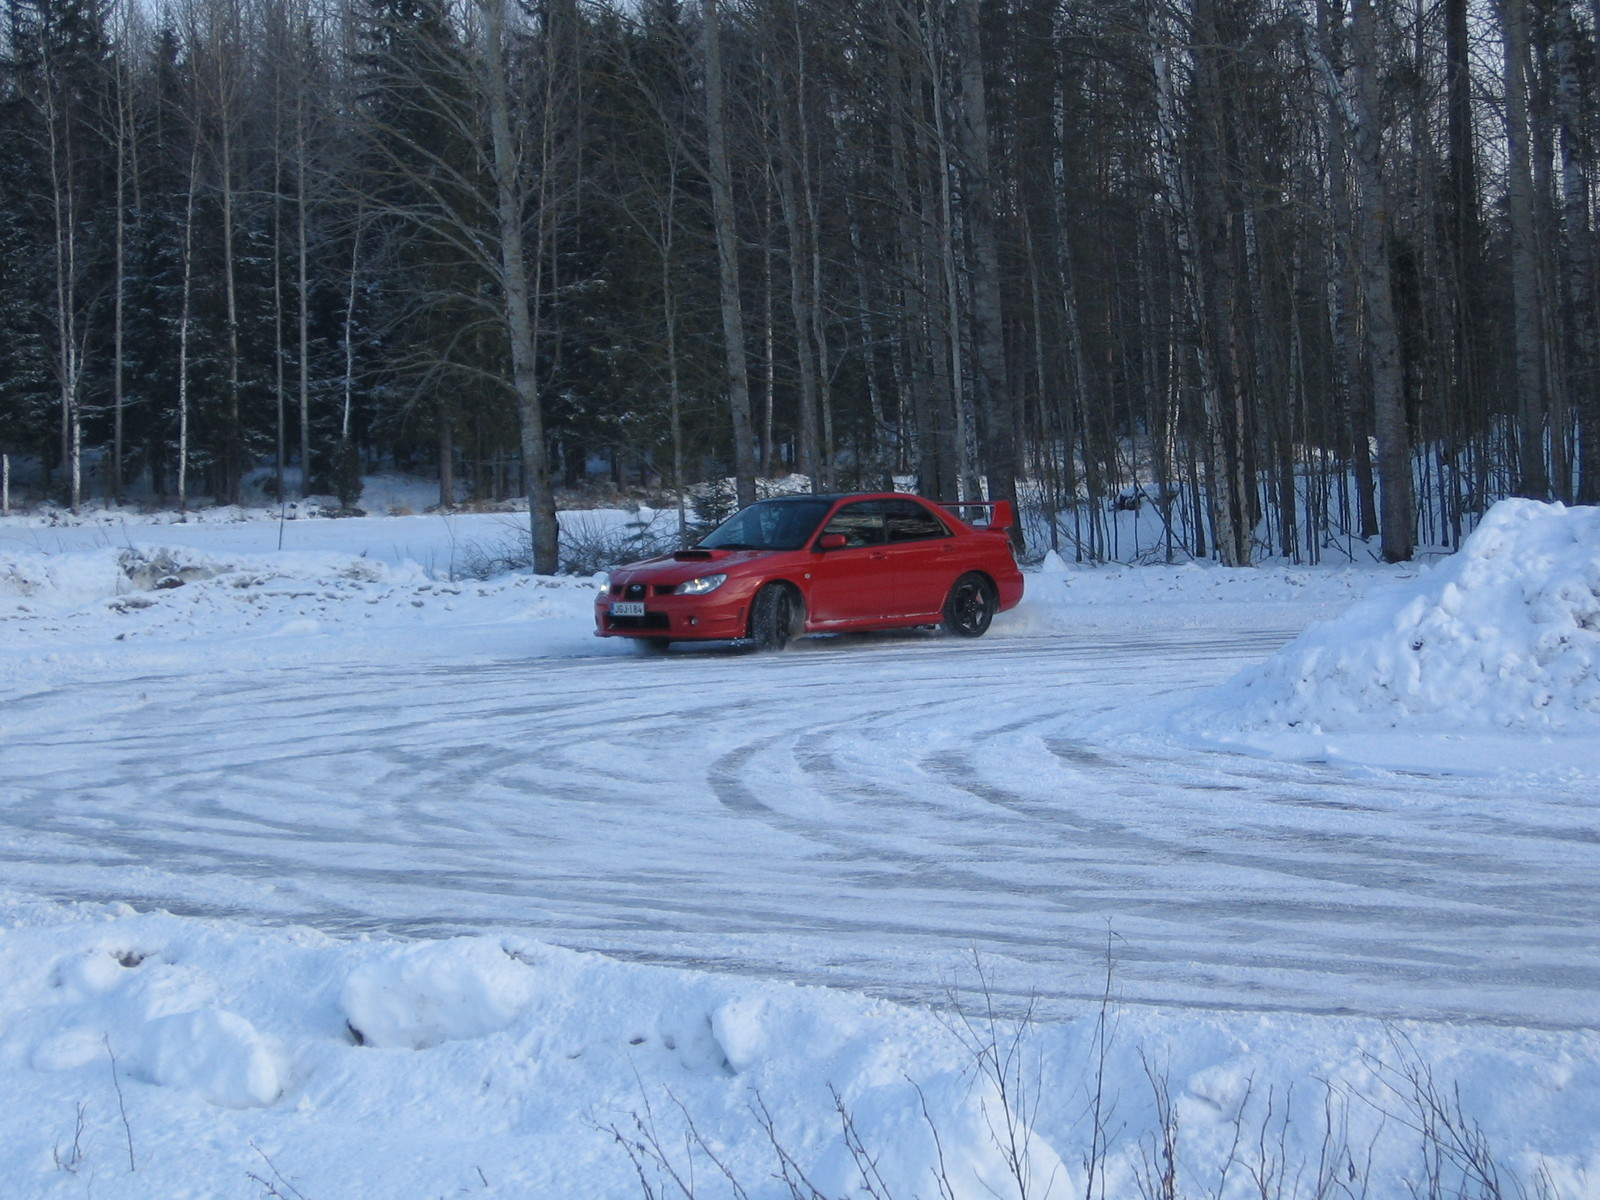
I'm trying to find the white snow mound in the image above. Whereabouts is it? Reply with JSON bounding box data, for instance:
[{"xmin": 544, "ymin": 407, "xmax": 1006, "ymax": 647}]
[
  {"xmin": 340, "ymin": 937, "xmax": 538, "ymax": 1049},
  {"xmin": 137, "ymin": 1007, "xmax": 282, "ymax": 1108},
  {"xmin": 1182, "ymin": 499, "xmax": 1600, "ymax": 733}
]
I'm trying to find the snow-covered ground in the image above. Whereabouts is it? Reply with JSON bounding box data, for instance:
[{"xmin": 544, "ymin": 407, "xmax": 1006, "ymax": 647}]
[{"xmin": 2, "ymin": 498, "xmax": 1597, "ymax": 1199}]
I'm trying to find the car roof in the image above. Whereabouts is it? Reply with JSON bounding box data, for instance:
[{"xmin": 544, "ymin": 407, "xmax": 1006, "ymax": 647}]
[{"xmin": 754, "ymin": 491, "xmax": 929, "ymax": 505}]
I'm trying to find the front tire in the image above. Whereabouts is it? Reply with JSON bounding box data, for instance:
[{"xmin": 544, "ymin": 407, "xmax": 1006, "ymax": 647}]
[
  {"xmin": 942, "ymin": 573, "xmax": 996, "ymax": 637},
  {"xmin": 750, "ymin": 583, "xmax": 802, "ymax": 651}
]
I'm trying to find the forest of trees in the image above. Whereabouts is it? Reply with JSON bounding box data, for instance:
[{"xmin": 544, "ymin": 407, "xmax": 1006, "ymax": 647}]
[{"xmin": 1, "ymin": 0, "xmax": 1597, "ymax": 568}]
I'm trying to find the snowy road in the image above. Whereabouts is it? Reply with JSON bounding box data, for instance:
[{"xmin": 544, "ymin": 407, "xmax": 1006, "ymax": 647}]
[{"xmin": 6, "ymin": 624, "xmax": 1596, "ymax": 1031}]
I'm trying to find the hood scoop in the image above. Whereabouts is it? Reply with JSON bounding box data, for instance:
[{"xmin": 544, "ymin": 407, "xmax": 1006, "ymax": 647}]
[{"xmin": 673, "ymin": 549, "xmax": 716, "ymax": 561}]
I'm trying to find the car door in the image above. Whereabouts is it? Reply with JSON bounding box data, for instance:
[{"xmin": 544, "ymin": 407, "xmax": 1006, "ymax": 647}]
[
  {"xmin": 880, "ymin": 498, "xmax": 960, "ymax": 617},
  {"xmin": 802, "ymin": 500, "xmax": 892, "ymax": 625}
]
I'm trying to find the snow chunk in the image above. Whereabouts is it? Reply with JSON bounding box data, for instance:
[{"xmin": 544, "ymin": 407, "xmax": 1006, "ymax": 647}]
[
  {"xmin": 137, "ymin": 1007, "xmax": 281, "ymax": 1108},
  {"xmin": 340, "ymin": 938, "xmax": 536, "ymax": 1049},
  {"xmin": 1181, "ymin": 500, "xmax": 1600, "ymax": 734},
  {"xmin": 52, "ymin": 946, "xmax": 133, "ymax": 998},
  {"xmin": 0, "ymin": 548, "xmax": 124, "ymax": 607},
  {"xmin": 711, "ymin": 995, "xmax": 769, "ymax": 1073},
  {"xmin": 29, "ymin": 938, "xmax": 280, "ymax": 1107},
  {"xmin": 30, "ymin": 1027, "xmax": 105, "ymax": 1072}
]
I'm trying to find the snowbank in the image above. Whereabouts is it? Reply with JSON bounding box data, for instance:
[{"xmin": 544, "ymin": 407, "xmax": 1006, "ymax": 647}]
[
  {"xmin": 1180, "ymin": 500, "xmax": 1600, "ymax": 736},
  {"xmin": 0, "ymin": 539, "xmax": 613, "ymax": 692},
  {"xmin": 0, "ymin": 543, "xmax": 411, "ymax": 613},
  {"xmin": 2, "ymin": 901, "xmax": 1595, "ymax": 1200}
]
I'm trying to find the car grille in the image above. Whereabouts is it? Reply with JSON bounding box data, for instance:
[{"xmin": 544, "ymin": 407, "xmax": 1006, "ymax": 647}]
[{"xmin": 606, "ymin": 613, "xmax": 670, "ymax": 631}]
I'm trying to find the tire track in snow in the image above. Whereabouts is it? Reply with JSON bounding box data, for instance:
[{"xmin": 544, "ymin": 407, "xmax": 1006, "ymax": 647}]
[{"xmin": 2, "ymin": 628, "xmax": 1596, "ymax": 1027}]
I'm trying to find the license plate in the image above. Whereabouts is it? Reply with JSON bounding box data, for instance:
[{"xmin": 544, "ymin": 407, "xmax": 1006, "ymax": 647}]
[{"xmin": 611, "ymin": 601, "xmax": 646, "ymax": 617}]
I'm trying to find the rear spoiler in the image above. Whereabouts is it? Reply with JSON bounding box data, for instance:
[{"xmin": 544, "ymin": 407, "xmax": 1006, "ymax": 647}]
[{"xmin": 938, "ymin": 500, "xmax": 1015, "ymax": 532}]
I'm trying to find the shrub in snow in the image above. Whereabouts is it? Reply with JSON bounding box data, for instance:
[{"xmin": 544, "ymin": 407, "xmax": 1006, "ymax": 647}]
[
  {"xmin": 119, "ymin": 547, "xmax": 229, "ymax": 590},
  {"xmin": 339, "ymin": 938, "xmax": 536, "ymax": 1049},
  {"xmin": 806, "ymin": 1073, "xmax": 1069, "ymax": 1200},
  {"xmin": 558, "ymin": 508, "xmax": 681, "ymax": 575},
  {"xmin": 1182, "ymin": 499, "xmax": 1600, "ymax": 733}
]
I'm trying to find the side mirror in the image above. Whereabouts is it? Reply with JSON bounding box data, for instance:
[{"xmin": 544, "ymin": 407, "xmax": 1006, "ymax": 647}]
[{"xmin": 817, "ymin": 533, "xmax": 847, "ymax": 551}]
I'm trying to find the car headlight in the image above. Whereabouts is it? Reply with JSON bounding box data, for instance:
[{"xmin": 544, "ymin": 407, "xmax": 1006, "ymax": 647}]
[{"xmin": 675, "ymin": 574, "xmax": 728, "ymax": 595}]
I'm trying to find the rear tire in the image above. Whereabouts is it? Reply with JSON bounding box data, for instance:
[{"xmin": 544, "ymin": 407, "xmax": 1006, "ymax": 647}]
[
  {"xmin": 941, "ymin": 572, "xmax": 996, "ymax": 637},
  {"xmin": 750, "ymin": 583, "xmax": 802, "ymax": 651}
]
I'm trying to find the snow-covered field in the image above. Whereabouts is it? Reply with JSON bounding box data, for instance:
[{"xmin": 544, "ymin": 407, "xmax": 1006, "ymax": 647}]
[{"xmin": 2, "ymin": 497, "xmax": 1597, "ymax": 1199}]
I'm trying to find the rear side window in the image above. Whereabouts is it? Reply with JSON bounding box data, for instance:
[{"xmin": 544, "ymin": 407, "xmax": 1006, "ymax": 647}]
[
  {"xmin": 820, "ymin": 501, "xmax": 887, "ymax": 548},
  {"xmin": 883, "ymin": 499, "xmax": 952, "ymax": 543}
]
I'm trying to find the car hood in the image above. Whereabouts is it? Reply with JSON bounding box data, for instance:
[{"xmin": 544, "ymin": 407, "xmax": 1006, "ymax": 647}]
[{"xmin": 608, "ymin": 548, "xmax": 773, "ymax": 587}]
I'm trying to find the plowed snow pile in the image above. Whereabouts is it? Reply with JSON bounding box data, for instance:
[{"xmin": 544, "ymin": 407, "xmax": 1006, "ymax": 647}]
[{"xmin": 1184, "ymin": 499, "xmax": 1600, "ymax": 733}]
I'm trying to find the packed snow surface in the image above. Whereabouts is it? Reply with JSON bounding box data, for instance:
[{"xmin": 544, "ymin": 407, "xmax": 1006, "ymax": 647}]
[{"xmin": 2, "ymin": 499, "xmax": 1597, "ymax": 1198}]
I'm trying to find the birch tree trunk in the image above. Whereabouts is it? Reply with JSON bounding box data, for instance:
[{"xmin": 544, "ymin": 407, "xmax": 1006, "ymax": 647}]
[
  {"xmin": 197, "ymin": 0, "xmax": 247, "ymax": 505},
  {"xmin": 112, "ymin": 41, "xmax": 130, "ymax": 504},
  {"xmin": 482, "ymin": 0, "xmax": 559, "ymax": 573},
  {"xmin": 1305, "ymin": 1, "xmax": 1377, "ymax": 541},
  {"xmin": 1190, "ymin": 0, "xmax": 1251, "ymax": 566},
  {"xmin": 774, "ymin": 81, "xmax": 820, "ymax": 486},
  {"xmin": 955, "ymin": 0, "xmax": 1019, "ymax": 547},
  {"xmin": 1306, "ymin": 0, "xmax": 1414, "ymax": 559},
  {"xmin": 1443, "ymin": 0, "xmax": 1483, "ymax": 537},
  {"xmin": 1528, "ymin": 10, "xmax": 1569, "ymax": 502},
  {"xmin": 930, "ymin": 31, "xmax": 977, "ymax": 500},
  {"xmin": 887, "ymin": 11, "xmax": 943, "ymax": 498},
  {"xmin": 42, "ymin": 77, "xmax": 83, "ymax": 510},
  {"xmin": 1150, "ymin": 0, "xmax": 1242, "ymax": 564},
  {"xmin": 1501, "ymin": 0, "xmax": 1550, "ymax": 500},
  {"xmin": 661, "ymin": 166, "xmax": 687, "ymax": 544},
  {"xmin": 1553, "ymin": 0, "xmax": 1599, "ymax": 502},
  {"xmin": 834, "ymin": 100, "xmax": 890, "ymax": 489},
  {"xmin": 700, "ymin": 0, "xmax": 758, "ymax": 508},
  {"xmin": 1351, "ymin": 1, "xmax": 1413, "ymax": 558},
  {"xmin": 296, "ymin": 87, "xmax": 312, "ymax": 499},
  {"xmin": 760, "ymin": 175, "xmax": 777, "ymax": 476},
  {"xmin": 341, "ymin": 212, "xmax": 361, "ymax": 458},
  {"xmin": 178, "ymin": 140, "xmax": 200, "ymax": 511},
  {"xmin": 272, "ymin": 53, "xmax": 287, "ymax": 504}
]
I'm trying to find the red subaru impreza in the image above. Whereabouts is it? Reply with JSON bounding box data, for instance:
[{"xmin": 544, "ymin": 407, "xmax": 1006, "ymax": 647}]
[{"xmin": 595, "ymin": 492, "xmax": 1024, "ymax": 651}]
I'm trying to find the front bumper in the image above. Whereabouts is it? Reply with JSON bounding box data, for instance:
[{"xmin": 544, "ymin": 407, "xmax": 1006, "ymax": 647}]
[{"xmin": 594, "ymin": 593, "xmax": 750, "ymax": 640}]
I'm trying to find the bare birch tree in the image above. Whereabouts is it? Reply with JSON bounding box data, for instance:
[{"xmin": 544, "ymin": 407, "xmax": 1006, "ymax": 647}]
[{"xmin": 700, "ymin": 0, "xmax": 758, "ymax": 506}]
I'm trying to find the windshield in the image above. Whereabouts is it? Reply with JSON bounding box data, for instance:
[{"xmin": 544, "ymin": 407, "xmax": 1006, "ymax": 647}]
[{"xmin": 699, "ymin": 498, "xmax": 833, "ymax": 552}]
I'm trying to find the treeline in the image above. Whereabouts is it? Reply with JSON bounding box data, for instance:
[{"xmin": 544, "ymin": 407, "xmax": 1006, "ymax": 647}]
[{"xmin": 1, "ymin": 0, "xmax": 1597, "ymax": 566}]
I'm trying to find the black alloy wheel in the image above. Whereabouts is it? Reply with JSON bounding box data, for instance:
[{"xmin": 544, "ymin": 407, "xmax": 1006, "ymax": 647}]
[{"xmin": 941, "ymin": 573, "xmax": 996, "ymax": 637}]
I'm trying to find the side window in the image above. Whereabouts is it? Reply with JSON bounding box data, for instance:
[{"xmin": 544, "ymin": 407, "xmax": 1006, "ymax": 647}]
[
  {"xmin": 820, "ymin": 502, "xmax": 886, "ymax": 548},
  {"xmin": 883, "ymin": 499, "xmax": 952, "ymax": 543}
]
